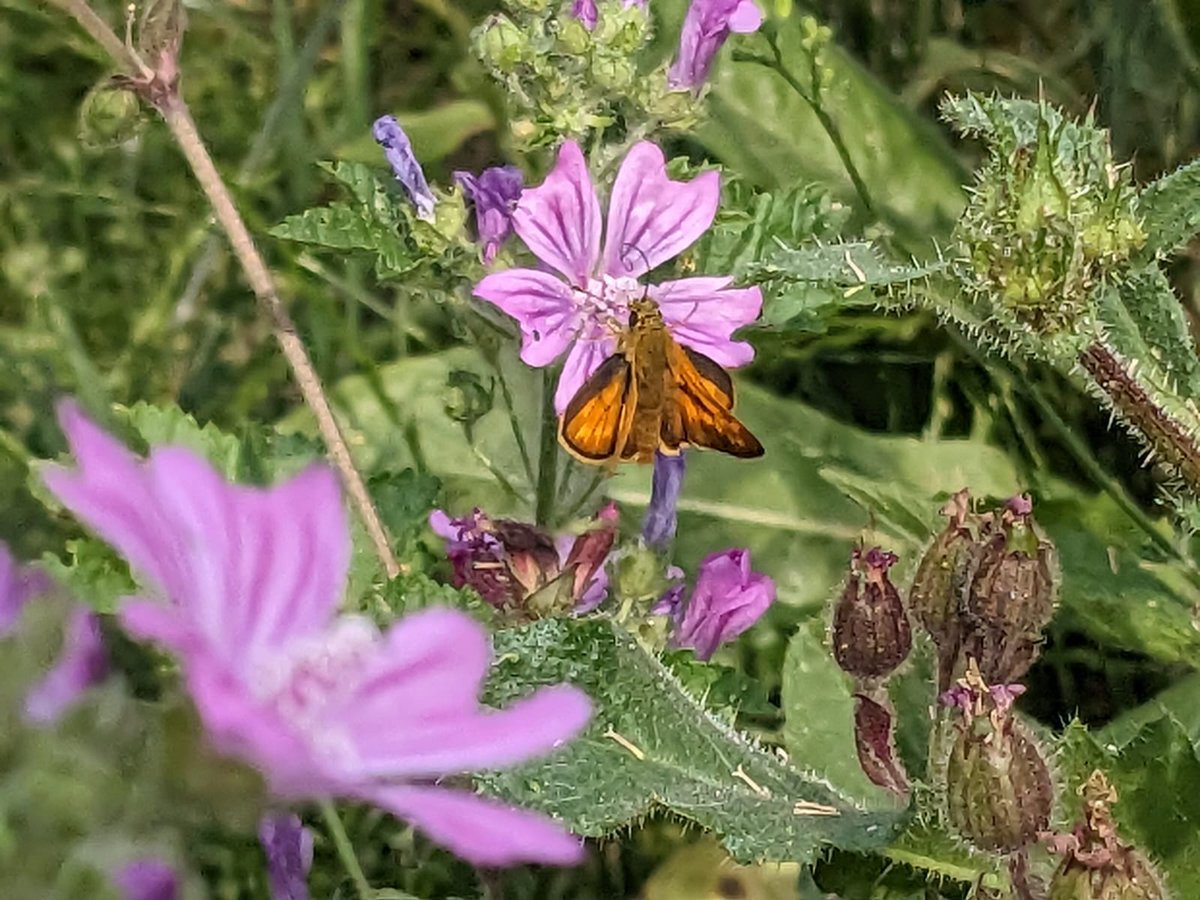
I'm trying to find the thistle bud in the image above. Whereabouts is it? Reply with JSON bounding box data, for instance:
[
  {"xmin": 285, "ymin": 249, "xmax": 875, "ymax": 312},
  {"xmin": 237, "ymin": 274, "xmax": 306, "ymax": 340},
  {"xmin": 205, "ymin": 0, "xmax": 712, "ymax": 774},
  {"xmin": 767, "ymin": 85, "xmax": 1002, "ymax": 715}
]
[
  {"xmin": 1048, "ymin": 771, "xmax": 1166, "ymax": 900},
  {"xmin": 852, "ymin": 690, "xmax": 910, "ymax": 797},
  {"xmin": 961, "ymin": 495, "xmax": 1059, "ymax": 684},
  {"xmin": 943, "ymin": 666, "xmax": 1054, "ymax": 853},
  {"xmin": 832, "ymin": 548, "xmax": 912, "ymax": 680}
]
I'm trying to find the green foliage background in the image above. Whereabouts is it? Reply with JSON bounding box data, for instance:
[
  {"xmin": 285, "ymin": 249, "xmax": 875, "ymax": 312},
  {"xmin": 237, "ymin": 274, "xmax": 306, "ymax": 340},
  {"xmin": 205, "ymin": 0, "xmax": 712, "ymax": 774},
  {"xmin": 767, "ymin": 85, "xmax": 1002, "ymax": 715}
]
[{"xmin": 8, "ymin": 0, "xmax": 1200, "ymax": 897}]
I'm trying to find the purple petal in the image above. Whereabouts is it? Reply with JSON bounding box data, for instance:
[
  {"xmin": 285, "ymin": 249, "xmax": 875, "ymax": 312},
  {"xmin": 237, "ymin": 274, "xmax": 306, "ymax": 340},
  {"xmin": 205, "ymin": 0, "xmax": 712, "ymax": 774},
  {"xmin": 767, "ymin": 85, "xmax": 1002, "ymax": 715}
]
[
  {"xmin": 341, "ymin": 683, "xmax": 591, "ymax": 780},
  {"xmin": 512, "ymin": 141, "xmax": 601, "ymax": 284},
  {"xmin": 455, "ymin": 166, "xmax": 524, "ymax": 263},
  {"xmin": 23, "ymin": 608, "xmax": 108, "ymax": 726},
  {"xmin": 650, "ymin": 277, "xmax": 761, "ymax": 367},
  {"xmin": 260, "ymin": 811, "xmax": 313, "ymax": 900},
  {"xmin": 474, "ymin": 268, "xmax": 581, "ymax": 366},
  {"xmin": 361, "ymin": 784, "xmax": 586, "ymax": 866},
  {"xmin": 113, "ymin": 858, "xmax": 178, "ymax": 900},
  {"xmin": 667, "ymin": 0, "xmax": 763, "ymax": 90},
  {"xmin": 0, "ymin": 544, "xmax": 53, "ymax": 636},
  {"xmin": 672, "ymin": 548, "xmax": 775, "ymax": 660},
  {"xmin": 571, "ymin": 0, "xmax": 598, "ymax": 29},
  {"xmin": 373, "ymin": 115, "xmax": 436, "ymax": 221},
  {"xmin": 602, "ymin": 143, "xmax": 720, "ymax": 278},
  {"xmin": 554, "ymin": 337, "xmax": 616, "ymax": 414},
  {"xmin": 642, "ymin": 452, "xmax": 686, "ymax": 548}
]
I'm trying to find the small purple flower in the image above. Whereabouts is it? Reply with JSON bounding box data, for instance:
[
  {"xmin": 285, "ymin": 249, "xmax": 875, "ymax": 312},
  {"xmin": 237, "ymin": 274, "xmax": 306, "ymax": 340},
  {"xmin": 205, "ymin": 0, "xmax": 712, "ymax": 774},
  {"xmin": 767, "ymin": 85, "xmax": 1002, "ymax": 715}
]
[
  {"xmin": 260, "ymin": 811, "xmax": 313, "ymax": 900},
  {"xmin": 670, "ymin": 548, "xmax": 774, "ymax": 660},
  {"xmin": 44, "ymin": 400, "xmax": 592, "ymax": 868},
  {"xmin": 571, "ymin": 0, "xmax": 598, "ymax": 28},
  {"xmin": 475, "ymin": 140, "xmax": 762, "ymax": 413},
  {"xmin": 113, "ymin": 858, "xmax": 178, "ymax": 900},
  {"xmin": 0, "ymin": 543, "xmax": 53, "ymax": 636},
  {"xmin": 642, "ymin": 452, "xmax": 686, "ymax": 548},
  {"xmin": 23, "ymin": 606, "xmax": 109, "ymax": 725},
  {"xmin": 373, "ymin": 115, "xmax": 436, "ymax": 221},
  {"xmin": 667, "ymin": 0, "xmax": 763, "ymax": 90},
  {"xmin": 454, "ymin": 166, "xmax": 524, "ymax": 264}
]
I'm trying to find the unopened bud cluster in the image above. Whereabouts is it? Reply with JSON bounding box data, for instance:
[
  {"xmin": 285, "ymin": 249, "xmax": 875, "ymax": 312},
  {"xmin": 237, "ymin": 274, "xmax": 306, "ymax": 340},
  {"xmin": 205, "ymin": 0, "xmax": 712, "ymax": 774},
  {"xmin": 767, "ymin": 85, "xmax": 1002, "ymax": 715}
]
[{"xmin": 942, "ymin": 94, "xmax": 1145, "ymax": 336}]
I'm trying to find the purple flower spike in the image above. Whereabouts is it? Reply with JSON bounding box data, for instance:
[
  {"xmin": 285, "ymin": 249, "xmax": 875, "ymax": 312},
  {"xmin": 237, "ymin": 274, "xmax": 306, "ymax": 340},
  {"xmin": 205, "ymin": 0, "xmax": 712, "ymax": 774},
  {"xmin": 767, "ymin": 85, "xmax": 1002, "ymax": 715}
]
[
  {"xmin": 668, "ymin": 0, "xmax": 763, "ymax": 90},
  {"xmin": 23, "ymin": 607, "xmax": 109, "ymax": 725},
  {"xmin": 642, "ymin": 452, "xmax": 686, "ymax": 548},
  {"xmin": 44, "ymin": 399, "xmax": 592, "ymax": 868},
  {"xmin": 373, "ymin": 115, "xmax": 436, "ymax": 221},
  {"xmin": 474, "ymin": 140, "xmax": 762, "ymax": 413},
  {"xmin": 260, "ymin": 811, "xmax": 313, "ymax": 900},
  {"xmin": 671, "ymin": 548, "xmax": 774, "ymax": 660},
  {"xmin": 454, "ymin": 165, "xmax": 524, "ymax": 263},
  {"xmin": 114, "ymin": 858, "xmax": 178, "ymax": 900},
  {"xmin": 0, "ymin": 544, "xmax": 53, "ymax": 637},
  {"xmin": 571, "ymin": 0, "xmax": 598, "ymax": 28}
]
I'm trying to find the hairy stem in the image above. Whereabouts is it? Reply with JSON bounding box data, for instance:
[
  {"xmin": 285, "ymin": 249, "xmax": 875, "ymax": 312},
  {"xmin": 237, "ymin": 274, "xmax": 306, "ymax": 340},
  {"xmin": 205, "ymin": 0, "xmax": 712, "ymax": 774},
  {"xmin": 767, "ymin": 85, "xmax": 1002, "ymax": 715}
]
[
  {"xmin": 47, "ymin": 0, "xmax": 402, "ymax": 579},
  {"xmin": 535, "ymin": 368, "xmax": 559, "ymax": 527},
  {"xmin": 318, "ymin": 801, "xmax": 377, "ymax": 900}
]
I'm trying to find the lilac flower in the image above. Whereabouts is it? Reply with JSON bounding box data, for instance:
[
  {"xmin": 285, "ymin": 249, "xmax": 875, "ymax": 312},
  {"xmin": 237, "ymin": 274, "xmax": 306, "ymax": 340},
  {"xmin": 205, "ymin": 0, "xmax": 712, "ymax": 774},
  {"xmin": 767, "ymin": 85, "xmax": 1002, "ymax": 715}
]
[
  {"xmin": 44, "ymin": 400, "xmax": 592, "ymax": 867},
  {"xmin": 0, "ymin": 543, "xmax": 53, "ymax": 636},
  {"xmin": 260, "ymin": 811, "xmax": 313, "ymax": 900},
  {"xmin": 113, "ymin": 859, "xmax": 178, "ymax": 900},
  {"xmin": 475, "ymin": 140, "xmax": 762, "ymax": 412},
  {"xmin": 373, "ymin": 115, "xmax": 436, "ymax": 221},
  {"xmin": 454, "ymin": 166, "xmax": 524, "ymax": 263},
  {"xmin": 667, "ymin": 0, "xmax": 763, "ymax": 90},
  {"xmin": 571, "ymin": 0, "xmax": 598, "ymax": 29},
  {"xmin": 642, "ymin": 452, "xmax": 686, "ymax": 548},
  {"xmin": 23, "ymin": 607, "xmax": 109, "ymax": 725},
  {"xmin": 669, "ymin": 548, "xmax": 774, "ymax": 660}
]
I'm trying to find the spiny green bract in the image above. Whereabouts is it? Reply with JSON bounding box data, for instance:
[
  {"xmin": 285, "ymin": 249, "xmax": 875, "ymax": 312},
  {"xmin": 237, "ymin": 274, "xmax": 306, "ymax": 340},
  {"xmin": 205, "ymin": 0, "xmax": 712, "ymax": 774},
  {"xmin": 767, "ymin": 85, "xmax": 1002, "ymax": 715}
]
[{"xmin": 941, "ymin": 93, "xmax": 1145, "ymax": 336}]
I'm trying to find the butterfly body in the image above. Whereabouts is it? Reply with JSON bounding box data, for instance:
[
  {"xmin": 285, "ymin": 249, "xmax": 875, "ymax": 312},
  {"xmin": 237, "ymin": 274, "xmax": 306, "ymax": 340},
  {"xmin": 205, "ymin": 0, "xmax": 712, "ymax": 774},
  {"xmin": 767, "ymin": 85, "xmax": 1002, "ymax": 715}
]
[{"xmin": 558, "ymin": 298, "xmax": 764, "ymax": 464}]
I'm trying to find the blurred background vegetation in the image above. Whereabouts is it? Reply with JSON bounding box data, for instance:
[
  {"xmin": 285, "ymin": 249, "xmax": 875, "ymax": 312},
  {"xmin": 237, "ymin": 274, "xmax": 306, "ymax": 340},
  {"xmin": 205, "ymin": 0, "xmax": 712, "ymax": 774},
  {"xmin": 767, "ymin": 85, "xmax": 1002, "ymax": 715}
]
[{"xmin": 5, "ymin": 0, "xmax": 1200, "ymax": 896}]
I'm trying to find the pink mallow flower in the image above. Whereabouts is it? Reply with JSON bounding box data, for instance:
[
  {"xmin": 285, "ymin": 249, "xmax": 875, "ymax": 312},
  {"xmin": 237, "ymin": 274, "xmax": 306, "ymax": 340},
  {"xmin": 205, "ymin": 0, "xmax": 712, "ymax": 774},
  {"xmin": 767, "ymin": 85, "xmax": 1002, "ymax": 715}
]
[
  {"xmin": 659, "ymin": 548, "xmax": 774, "ymax": 661},
  {"xmin": 475, "ymin": 140, "xmax": 762, "ymax": 413},
  {"xmin": 43, "ymin": 400, "xmax": 592, "ymax": 867},
  {"xmin": 668, "ymin": 0, "xmax": 763, "ymax": 91}
]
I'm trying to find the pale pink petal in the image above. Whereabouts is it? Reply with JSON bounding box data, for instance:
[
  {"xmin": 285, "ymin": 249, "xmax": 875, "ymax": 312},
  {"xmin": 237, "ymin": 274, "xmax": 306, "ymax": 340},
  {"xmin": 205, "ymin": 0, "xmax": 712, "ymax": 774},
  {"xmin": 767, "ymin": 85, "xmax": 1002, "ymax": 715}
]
[
  {"xmin": 554, "ymin": 338, "xmax": 616, "ymax": 414},
  {"xmin": 650, "ymin": 277, "xmax": 762, "ymax": 367},
  {"xmin": 339, "ymin": 684, "xmax": 591, "ymax": 780},
  {"xmin": 601, "ymin": 143, "xmax": 720, "ymax": 278},
  {"xmin": 728, "ymin": 0, "xmax": 763, "ymax": 32},
  {"xmin": 474, "ymin": 269, "xmax": 580, "ymax": 366},
  {"xmin": 118, "ymin": 597, "xmax": 194, "ymax": 653},
  {"xmin": 360, "ymin": 784, "xmax": 586, "ymax": 867},
  {"xmin": 513, "ymin": 141, "xmax": 601, "ymax": 284},
  {"xmin": 23, "ymin": 608, "xmax": 108, "ymax": 725},
  {"xmin": 0, "ymin": 545, "xmax": 53, "ymax": 636}
]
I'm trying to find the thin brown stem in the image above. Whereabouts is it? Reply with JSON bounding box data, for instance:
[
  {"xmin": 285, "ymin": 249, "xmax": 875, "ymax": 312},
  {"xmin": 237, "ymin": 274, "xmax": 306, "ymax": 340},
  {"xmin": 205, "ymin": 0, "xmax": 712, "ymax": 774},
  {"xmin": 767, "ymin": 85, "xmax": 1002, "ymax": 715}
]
[{"xmin": 48, "ymin": 0, "xmax": 403, "ymax": 578}]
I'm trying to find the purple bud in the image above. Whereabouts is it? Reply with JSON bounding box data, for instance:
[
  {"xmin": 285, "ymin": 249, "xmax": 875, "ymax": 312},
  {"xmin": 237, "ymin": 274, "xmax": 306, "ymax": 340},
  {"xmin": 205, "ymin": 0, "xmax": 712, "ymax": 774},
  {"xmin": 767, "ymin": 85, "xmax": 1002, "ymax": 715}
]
[
  {"xmin": 642, "ymin": 452, "xmax": 686, "ymax": 548},
  {"xmin": 853, "ymin": 691, "xmax": 910, "ymax": 797},
  {"xmin": 831, "ymin": 547, "xmax": 911, "ymax": 680},
  {"xmin": 0, "ymin": 544, "xmax": 53, "ymax": 636},
  {"xmin": 454, "ymin": 165, "xmax": 524, "ymax": 263},
  {"xmin": 571, "ymin": 0, "xmax": 599, "ymax": 29},
  {"xmin": 671, "ymin": 548, "xmax": 774, "ymax": 660},
  {"xmin": 23, "ymin": 607, "xmax": 109, "ymax": 726},
  {"xmin": 260, "ymin": 811, "xmax": 313, "ymax": 900},
  {"xmin": 114, "ymin": 858, "xmax": 178, "ymax": 900},
  {"xmin": 372, "ymin": 115, "xmax": 436, "ymax": 221},
  {"xmin": 667, "ymin": 0, "xmax": 763, "ymax": 90}
]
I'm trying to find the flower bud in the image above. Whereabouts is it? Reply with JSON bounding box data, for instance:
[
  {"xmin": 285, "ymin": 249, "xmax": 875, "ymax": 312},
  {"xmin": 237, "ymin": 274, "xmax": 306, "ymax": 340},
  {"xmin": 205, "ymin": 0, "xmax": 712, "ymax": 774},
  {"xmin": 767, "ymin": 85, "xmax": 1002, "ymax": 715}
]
[
  {"xmin": 960, "ymin": 495, "xmax": 1059, "ymax": 684},
  {"xmin": 853, "ymin": 690, "xmax": 910, "ymax": 797},
  {"xmin": 944, "ymin": 668, "xmax": 1053, "ymax": 853},
  {"xmin": 443, "ymin": 370, "xmax": 495, "ymax": 427},
  {"xmin": 475, "ymin": 14, "xmax": 530, "ymax": 74},
  {"xmin": 832, "ymin": 548, "xmax": 912, "ymax": 680}
]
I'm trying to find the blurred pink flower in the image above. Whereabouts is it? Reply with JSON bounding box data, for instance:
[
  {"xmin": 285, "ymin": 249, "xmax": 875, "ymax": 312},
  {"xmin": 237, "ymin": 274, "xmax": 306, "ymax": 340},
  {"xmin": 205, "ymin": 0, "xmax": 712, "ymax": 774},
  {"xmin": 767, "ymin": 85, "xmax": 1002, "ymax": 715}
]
[
  {"xmin": 570, "ymin": 0, "xmax": 598, "ymax": 28},
  {"xmin": 667, "ymin": 0, "xmax": 763, "ymax": 90},
  {"xmin": 44, "ymin": 400, "xmax": 592, "ymax": 867},
  {"xmin": 23, "ymin": 606, "xmax": 109, "ymax": 725},
  {"xmin": 474, "ymin": 140, "xmax": 761, "ymax": 412},
  {"xmin": 113, "ymin": 858, "xmax": 178, "ymax": 900},
  {"xmin": 661, "ymin": 548, "xmax": 774, "ymax": 660},
  {"xmin": 260, "ymin": 811, "xmax": 312, "ymax": 900},
  {"xmin": 0, "ymin": 543, "xmax": 53, "ymax": 636}
]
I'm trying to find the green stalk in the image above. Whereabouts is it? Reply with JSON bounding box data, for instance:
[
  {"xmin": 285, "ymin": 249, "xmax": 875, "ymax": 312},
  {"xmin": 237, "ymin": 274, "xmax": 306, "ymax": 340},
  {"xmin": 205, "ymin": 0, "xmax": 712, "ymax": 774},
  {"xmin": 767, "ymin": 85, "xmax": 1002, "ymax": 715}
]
[
  {"xmin": 534, "ymin": 369, "xmax": 560, "ymax": 527},
  {"xmin": 319, "ymin": 801, "xmax": 375, "ymax": 900}
]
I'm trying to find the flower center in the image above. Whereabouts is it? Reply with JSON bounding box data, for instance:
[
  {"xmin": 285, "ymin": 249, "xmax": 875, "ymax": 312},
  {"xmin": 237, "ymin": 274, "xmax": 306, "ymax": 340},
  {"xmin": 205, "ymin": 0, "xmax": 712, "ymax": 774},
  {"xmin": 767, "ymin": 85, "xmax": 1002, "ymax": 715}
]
[{"xmin": 573, "ymin": 274, "xmax": 644, "ymax": 340}]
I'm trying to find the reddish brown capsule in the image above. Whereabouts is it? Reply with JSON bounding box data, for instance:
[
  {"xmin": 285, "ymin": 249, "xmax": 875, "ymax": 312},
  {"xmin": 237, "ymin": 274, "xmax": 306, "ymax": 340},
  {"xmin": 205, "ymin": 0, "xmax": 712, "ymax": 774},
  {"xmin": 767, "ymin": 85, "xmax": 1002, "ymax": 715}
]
[
  {"xmin": 832, "ymin": 548, "xmax": 912, "ymax": 680},
  {"xmin": 852, "ymin": 690, "xmax": 910, "ymax": 797}
]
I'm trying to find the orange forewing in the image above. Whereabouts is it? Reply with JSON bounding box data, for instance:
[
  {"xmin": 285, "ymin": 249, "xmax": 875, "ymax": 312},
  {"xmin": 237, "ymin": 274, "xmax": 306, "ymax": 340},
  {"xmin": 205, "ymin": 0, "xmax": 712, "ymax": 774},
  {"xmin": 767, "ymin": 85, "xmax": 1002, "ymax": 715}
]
[
  {"xmin": 662, "ymin": 343, "xmax": 764, "ymax": 459},
  {"xmin": 559, "ymin": 354, "xmax": 637, "ymax": 462}
]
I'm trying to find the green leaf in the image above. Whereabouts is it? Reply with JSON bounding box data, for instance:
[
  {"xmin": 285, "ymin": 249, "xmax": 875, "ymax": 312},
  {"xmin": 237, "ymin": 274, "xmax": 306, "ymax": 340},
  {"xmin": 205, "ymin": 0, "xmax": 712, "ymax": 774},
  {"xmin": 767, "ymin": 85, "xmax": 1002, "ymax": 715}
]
[
  {"xmin": 367, "ymin": 468, "xmax": 442, "ymax": 542},
  {"xmin": 481, "ymin": 617, "xmax": 905, "ymax": 863},
  {"xmin": 115, "ymin": 401, "xmax": 243, "ymax": 478},
  {"xmin": 1137, "ymin": 157, "xmax": 1200, "ymax": 258},
  {"xmin": 747, "ymin": 241, "xmax": 943, "ymax": 287},
  {"xmin": 39, "ymin": 539, "xmax": 135, "ymax": 615},
  {"xmin": 270, "ymin": 202, "xmax": 417, "ymax": 276}
]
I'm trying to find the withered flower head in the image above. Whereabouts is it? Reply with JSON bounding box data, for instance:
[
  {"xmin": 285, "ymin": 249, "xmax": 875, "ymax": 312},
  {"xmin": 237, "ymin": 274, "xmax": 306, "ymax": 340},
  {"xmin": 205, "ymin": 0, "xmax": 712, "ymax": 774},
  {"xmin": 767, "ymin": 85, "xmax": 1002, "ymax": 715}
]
[{"xmin": 832, "ymin": 547, "xmax": 911, "ymax": 681}]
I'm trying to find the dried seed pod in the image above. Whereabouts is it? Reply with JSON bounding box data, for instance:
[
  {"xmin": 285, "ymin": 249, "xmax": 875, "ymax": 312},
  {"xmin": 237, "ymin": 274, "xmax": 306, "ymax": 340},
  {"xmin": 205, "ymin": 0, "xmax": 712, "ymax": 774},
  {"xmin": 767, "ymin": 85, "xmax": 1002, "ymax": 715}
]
[
  {"xmin": 852, "ymin": 690, "xmax": 910, "ymax": 797},
  {"xmin": 832, "ymin": 548, "xmax": 911, "ymax": 680},
  {"xmin": 944, "ymin": 669, "xmax": 1053, "ymax": 853},
  {"xmin": 961, "ymin": 494, "xmax": 1059, "ymax": 684}
]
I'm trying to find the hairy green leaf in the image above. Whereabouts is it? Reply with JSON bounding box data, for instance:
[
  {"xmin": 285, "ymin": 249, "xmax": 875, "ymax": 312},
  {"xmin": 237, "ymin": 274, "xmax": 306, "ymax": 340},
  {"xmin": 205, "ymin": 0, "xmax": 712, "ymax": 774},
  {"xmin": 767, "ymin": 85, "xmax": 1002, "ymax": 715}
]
[{"xmin": 1137, "ymin": 157, "xmax": 1200, "ymax": 258}]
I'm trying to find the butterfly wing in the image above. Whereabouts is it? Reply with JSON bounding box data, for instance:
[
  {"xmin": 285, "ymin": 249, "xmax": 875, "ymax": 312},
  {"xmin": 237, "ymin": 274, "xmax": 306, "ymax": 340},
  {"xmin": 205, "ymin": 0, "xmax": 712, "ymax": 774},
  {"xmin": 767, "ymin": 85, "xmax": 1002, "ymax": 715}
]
[
  {"xmin": 559, "ymin": 353, "xmax": 637, "ymax": 462},
  {"xmin": 662, "ymin": 341, "xmax": 764, "ymax": 458}
]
